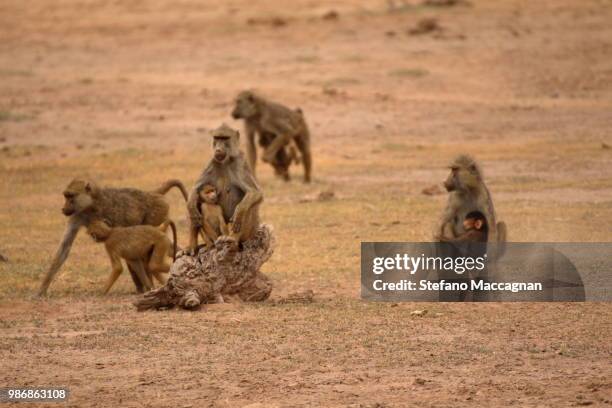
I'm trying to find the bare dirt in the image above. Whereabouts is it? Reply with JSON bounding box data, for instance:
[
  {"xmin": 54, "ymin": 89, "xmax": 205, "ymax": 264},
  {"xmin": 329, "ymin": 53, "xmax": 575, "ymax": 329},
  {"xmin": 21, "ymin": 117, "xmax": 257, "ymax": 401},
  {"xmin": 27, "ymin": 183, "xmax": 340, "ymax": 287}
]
[{"xmin": 0, "ymin": 0, "xmax": 611, "ymax": 406}]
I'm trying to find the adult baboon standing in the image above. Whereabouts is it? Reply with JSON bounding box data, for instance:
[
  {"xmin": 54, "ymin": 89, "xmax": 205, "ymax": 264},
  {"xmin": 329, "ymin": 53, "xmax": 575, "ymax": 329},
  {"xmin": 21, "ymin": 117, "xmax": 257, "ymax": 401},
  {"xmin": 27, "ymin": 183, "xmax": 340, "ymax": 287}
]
[{"xmin": 38, "ymin": 179, "xmax": 188, "ymax": 296}]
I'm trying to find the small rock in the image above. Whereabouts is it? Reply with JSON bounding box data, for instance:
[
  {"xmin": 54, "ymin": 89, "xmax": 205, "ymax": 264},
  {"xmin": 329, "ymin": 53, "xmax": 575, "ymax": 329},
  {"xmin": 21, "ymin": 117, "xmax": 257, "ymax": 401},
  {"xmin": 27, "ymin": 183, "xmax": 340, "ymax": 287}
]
[
  {"xmin": 602, "ymin": 142, "xmax": 610, "ymax": 150},
  {"xmin": 0, "ymin": 253, "xmax": 8, "ymax": 262},
  {"xmin": 410, "ymin": 309, "xmax": 428, "ymax": 317},
  {"xmin": 408, "ymin": 18, "xmax": 440, "ymax": 35},
  {"xmin": 322, "ymin": 10, "xmax": 339, "ymax": 20},
  {"xmin": 414, "ymin": 378, "xmax": 426, "ymax": 385},
  {"xmin": 317, "ymin": 190, "xmax": 335, "ymax": 201},
  {"xmin": 422, "ymin": 185, "xmax": 443, "ymax": 195}
]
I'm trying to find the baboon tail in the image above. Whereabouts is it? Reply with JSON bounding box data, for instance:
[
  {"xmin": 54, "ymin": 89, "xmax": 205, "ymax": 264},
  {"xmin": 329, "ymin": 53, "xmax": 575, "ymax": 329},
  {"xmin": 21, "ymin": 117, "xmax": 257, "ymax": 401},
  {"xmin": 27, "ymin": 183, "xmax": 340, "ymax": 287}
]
[
  {"xmin": 154, "ymin": 179, "xmax": 188, "ymax": 202},
  {"xmin": 496, "ymin": 221, "xmax": 507, "ymax": 260}
]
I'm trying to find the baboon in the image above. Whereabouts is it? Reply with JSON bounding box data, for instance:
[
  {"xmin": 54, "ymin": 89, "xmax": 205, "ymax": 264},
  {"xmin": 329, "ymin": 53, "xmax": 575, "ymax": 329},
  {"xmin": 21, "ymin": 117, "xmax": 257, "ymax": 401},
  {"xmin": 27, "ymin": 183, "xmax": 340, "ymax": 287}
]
[
  {"xmin": 231, "ymin": 91, "xmax": 312, "ymax": 182},
  {"xmin": 198, "ymin": 184, "xmax": 231, "ymax": 247},
  {"xmin": 37, "ymin": 178, "xmax": 188, "ymax": 296},
  {"xmin": 437, "ymin": 155, "xmax": 507, "ymax": 257},
  {"xmin": 187, "ymin": 124, "xmax": 263, "ymax": 254},
  {"xmin": 438, "ymin": 211, "xmax": 488, "ymax": 243},
  {"xmin": 88, "ymin": 219, "xmax": 177, "ymax": 294}
]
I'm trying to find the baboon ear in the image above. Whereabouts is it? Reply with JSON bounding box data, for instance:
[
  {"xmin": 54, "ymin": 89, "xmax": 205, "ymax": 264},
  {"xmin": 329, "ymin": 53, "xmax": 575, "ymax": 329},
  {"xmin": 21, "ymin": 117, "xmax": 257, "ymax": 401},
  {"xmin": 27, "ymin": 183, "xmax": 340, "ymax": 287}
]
[
  {"xmin": 246, "ymin": 93, "xmax": 254, "ymax": 102},
  {"xmin": 469, "ymin": 164, "xmax": 477, "ymax": 173}
]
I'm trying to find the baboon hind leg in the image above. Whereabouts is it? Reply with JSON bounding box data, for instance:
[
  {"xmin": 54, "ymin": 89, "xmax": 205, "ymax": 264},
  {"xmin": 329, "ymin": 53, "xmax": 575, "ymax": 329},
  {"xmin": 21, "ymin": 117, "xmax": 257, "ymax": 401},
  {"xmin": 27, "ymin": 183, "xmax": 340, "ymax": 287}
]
[
  {"xmin": 126, "ymin": 259, "xmax": 153, "ymax": 292},
  {"xmin": 148, "ymin": 245, "xmax": 171, "ymax": 276}
]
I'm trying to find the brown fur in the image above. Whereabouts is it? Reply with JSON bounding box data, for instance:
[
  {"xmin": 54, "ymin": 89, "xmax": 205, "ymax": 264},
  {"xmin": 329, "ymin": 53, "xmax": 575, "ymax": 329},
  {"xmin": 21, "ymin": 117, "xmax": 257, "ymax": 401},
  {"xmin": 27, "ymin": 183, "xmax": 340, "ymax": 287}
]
[
  {"xmin": 187, "ymin": 124, "xmax": 262, "ymax": 253},
  {"xmin": 198, "ymin": 184, "xmax": 231, "ymax": 247},
  {"xmin": 87, "ymin": 219, "xmax": 176, "ymax": 294},
  {"xmin": 231, "ymin": 91, "xmax": 312, "ymax": 183},
  {"xmin": 37, "ymin": 178, "xmax": 187, "ymax": 296},
  {"xmin": 438, "ymin": 155, "xmax": 507, "ymax": 257}
]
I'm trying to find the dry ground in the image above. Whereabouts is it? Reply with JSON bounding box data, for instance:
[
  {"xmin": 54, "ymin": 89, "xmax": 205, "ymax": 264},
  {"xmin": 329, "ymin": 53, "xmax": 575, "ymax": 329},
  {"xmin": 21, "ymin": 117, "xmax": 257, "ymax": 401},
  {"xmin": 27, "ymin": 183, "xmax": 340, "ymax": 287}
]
[{"xmin": 1, "ymin": 0, "xmax": 611, "ymax": 406}]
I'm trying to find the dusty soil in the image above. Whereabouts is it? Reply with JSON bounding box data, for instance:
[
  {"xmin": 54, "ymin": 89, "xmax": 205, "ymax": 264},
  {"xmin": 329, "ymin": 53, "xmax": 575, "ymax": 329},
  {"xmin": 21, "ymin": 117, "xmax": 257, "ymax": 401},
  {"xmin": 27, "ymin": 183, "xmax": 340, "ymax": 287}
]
[{"xmin": 0, "ymin": 0, "xmax": 611, "ymax": 406}]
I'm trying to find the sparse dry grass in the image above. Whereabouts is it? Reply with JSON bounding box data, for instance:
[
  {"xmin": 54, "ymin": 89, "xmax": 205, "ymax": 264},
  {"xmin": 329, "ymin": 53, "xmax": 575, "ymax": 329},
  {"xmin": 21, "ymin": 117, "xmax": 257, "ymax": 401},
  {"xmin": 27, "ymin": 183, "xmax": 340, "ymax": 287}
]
[{"xmin": 0, "ymin": 0, "xmax": 611, "ymax": 406}]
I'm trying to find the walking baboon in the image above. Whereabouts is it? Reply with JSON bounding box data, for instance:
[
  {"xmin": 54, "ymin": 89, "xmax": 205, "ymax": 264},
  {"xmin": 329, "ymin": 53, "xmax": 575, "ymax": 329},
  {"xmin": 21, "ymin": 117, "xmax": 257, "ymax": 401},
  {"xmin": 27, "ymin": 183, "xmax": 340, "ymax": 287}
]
[
  {"xmin": 231, "ymin": 91, "xmax": 312, "ymax": 182},
  {"xmin": 187, "ymin": 124, "xmax": 263, "ymax": 254},
  {"xmin": 87, "ymin": 219, "xmax": 177, "ymax": 294},
  {"xmin": 37, "ymin": 178, "xmax": 188, "ymax": 296},
  {"xmin": 198, "ymin": 184, "xmax": 231, "ymax": 247},
  {"xmin": 437, "ymin": 155, "xmax": 507, "ymax": 256}
]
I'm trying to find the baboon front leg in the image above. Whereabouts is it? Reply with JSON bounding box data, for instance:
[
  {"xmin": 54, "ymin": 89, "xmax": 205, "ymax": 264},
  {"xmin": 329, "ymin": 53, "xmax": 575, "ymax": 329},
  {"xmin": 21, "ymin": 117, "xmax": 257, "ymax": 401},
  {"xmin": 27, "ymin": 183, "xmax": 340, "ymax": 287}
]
[
  {"xmin": 103, "ymin": 257, "xmax": 124, "ymax": 294},
  {"xmin": 246, "ymin": 128, "xmax": 257, "ymax": 175},
  {"xmin": 38, "ymin": 220, "xmax": 81, "ymax": 296},
  {"xmin": 295, "ymin": 135, "xmax": 312, "ymax": 183}
]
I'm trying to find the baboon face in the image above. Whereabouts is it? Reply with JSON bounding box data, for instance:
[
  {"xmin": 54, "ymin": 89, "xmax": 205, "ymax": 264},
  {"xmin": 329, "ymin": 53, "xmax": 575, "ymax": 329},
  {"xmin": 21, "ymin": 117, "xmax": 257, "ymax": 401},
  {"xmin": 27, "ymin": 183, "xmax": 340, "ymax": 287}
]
[
  {"xmin": 231, "ymin": 92, "xmax": 258, "ymax": 119},
  {"xmin": 200, "ymin": 186, "xmax": 218, "ymax": 204},
  {"xmin": 444, "ymin": 156, "xmax": 480, "ymax": 192},
  {"xmin": 62, "ymin": 179, "xmax": 95, "ymax": 216},
  {"xmin": 211, "ymin": 125, "xmax": 240, "ymax": 163}
]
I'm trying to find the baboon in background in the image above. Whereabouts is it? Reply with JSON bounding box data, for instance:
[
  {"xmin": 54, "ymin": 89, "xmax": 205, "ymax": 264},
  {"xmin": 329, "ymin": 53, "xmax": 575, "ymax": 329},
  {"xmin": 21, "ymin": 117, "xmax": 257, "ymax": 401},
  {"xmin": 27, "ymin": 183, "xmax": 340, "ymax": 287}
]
[
  {"xmin": 87, "ymin": 219, "xmax": 177, "ymax": 294},
  {"xmin": 438, "ymin": 155, "xmax": 507, "ymax": 256},
  {"xmin": 37, "ymin": 178, "xmax": 188, "ymax": 296},
  {"xmin": 187, "ymin": 124, "xmax": 262, "ymax": 254},
  {"xmin": 231, "ymin": 91, "xmax": 312, "ymax": 183}
]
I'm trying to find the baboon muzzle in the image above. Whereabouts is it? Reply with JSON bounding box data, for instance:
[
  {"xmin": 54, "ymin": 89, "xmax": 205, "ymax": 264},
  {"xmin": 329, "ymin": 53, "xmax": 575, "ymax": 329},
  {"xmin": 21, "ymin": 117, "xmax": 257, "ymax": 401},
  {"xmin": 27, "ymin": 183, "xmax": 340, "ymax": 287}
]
[
  {"xmin": 231, "ymin": 110, "xmax": 241, "ymax": 119},
  {"xmin": 62, "ymin": 207, "xmax": 74, "ymax": 216},
  {"xmin": 214, "ymin": 150, "xmax": 227, "ymax": 162}
]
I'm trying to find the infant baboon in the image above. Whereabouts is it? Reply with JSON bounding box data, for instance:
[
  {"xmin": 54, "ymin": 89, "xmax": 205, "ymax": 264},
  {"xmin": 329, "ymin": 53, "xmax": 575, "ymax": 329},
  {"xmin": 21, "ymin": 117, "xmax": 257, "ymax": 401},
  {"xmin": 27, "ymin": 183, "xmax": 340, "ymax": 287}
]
[
  {"xmin": 38, "ymin": 178, "xmax": 188, "ymax": 296},
  {"xmin": 87, "ymin": 219, "xmax": 177, "ymax": 294},
  {"xmin": 437, "ymin": 155, "xmax": 507, "ymax": 257},
  {"xmin": 198, "ymin": 184, "xmax": 231, "ymax": 247},
  {"xmin": 231, "ymin": 91, "xmax": 312, "ymax": 182},
  {"xmin": 187, "ymin": 124, "xmax": 263, "ymax": 254},
  {"xmin": 438, "ymin": 211, "xmax": 488, "ymax": 243},
  {"xmin": 258, "ymin": 130, "xmax": 300, "ymax": 181}
]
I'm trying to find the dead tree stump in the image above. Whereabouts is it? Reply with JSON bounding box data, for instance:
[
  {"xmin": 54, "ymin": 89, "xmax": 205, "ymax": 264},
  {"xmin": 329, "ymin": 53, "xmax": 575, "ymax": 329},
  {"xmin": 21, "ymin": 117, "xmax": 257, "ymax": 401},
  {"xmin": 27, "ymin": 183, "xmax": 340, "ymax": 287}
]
[{"xmin": 135, "ymin": 225, "xmax": 274, "ymax": 311}]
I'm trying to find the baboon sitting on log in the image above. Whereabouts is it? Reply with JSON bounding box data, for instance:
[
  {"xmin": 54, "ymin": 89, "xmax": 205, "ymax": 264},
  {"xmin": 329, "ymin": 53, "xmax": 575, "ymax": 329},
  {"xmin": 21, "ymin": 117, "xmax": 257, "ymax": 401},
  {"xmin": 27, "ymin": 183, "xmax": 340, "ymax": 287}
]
[
  {"xmin": 187, "ymin": 124, "xmax": 263, "ymax": 254},
  {"xmin": 437, "ymin": 155, "xmax": 507, "ymax": 258},
  {"xmin": 37, "ymin": 178, "xmax": 188, "ymax": 296},
  {"xmin": 231, "ymin": 91, "xmax": 312, "ymax": 183}
]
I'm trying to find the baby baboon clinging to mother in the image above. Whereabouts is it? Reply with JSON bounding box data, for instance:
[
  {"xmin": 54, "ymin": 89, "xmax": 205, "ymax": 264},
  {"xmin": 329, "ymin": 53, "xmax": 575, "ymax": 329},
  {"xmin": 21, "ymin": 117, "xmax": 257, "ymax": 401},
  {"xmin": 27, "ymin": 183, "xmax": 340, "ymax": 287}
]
[
  {"xmin": 231, "ymin": 90, "xmax": 312, "ymax": 183},
  {"xmin": 198, "ymin": 184, "xmax": 231, "ymax": 247},
  {"xmin": 87, "ymin": 219, "xmax": 177, "ymax": 294},
  {"xmin": 37, "ymin": 178, "xmax": 188, "ymax": 296},
  {"xmin": 437, "ymin": 211, "xmax": 488, "ymax": 243},
  {"xmin": 187, "ymin": 124, "xmax": 263, "ymax": 254},
  {"xmin": 437, "ymin": 155, "xmax": 507, "ymax": 256}
]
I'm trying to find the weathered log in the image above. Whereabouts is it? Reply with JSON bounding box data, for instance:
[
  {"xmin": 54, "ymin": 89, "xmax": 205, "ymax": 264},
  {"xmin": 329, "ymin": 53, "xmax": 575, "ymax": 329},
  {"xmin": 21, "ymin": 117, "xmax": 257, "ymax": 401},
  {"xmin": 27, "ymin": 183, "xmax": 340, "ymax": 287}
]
[{"xmin": 135, "ymin": 225, "xmax": 274, "ymax": 311}]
